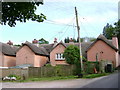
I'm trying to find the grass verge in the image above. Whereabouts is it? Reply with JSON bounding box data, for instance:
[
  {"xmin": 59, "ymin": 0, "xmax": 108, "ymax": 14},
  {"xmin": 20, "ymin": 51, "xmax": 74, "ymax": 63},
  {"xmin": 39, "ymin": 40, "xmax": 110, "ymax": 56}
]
[
  {"xmin": 17, "ymin": 76, "xmax": 77, "ymax": 82},
  {"xmin": 2, "ymin": 73, "xmax": 111, "ymax": 82},
  {"xmin": 83, "ymin": 73, "xmax": 110, "ymax": 78}
]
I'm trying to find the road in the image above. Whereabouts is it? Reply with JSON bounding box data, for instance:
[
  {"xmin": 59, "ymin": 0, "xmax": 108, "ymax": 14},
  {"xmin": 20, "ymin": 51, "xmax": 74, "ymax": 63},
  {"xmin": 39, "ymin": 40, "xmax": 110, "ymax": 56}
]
[
  {"xmin": 2, "ymin": 72, "xmax": 119, "ymax": 88},
  {"xmin": 81, "ymin": 72, "xmax": 119, "ymax": 88}
]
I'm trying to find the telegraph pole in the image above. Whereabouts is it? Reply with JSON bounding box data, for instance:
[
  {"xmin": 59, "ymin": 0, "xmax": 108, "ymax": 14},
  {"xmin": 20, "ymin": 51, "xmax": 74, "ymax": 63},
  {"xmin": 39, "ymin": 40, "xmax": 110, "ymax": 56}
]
[{"xmin": 75, "ymin": 7, "xmax": 83, "ymax": 72}]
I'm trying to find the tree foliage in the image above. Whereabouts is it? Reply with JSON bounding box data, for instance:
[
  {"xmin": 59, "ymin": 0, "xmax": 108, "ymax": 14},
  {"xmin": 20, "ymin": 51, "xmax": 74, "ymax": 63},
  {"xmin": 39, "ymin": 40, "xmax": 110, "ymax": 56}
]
[
  {"xmin": 103, "ymin": 20, "xmax": 120, "ymax": 47},
  {"xmin": 63, "ymin": 45, "xmax": 80, "ymax": 65},
  {"xmin": 1, "ymin": 2, "xmax": 46, "ymax": 27},
  {"xmin": 64, "ymin": 37, "xmax": 96, "ymax": 43},
  {"xmin": 39, "ymin": 38, "xmax": 49, "ymax": 44},
  {"xmin": 64, "ymin": 37, "xmax": 79, "ymax": 43},
  {"xmin": 63, "ymin": 45, "xmax": 82, "ymax": 74}
]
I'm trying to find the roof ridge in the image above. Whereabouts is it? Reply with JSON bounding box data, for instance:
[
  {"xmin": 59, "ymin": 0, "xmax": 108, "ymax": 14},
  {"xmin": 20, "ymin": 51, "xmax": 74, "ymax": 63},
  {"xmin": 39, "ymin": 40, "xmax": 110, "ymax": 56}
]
[
  {"xmin": 23, "ymin": 41, "xmax": 49, "ymax": 56},
  {"xmin": 86, "ymin": 34, "xmax": 118, "ymax": 52}
]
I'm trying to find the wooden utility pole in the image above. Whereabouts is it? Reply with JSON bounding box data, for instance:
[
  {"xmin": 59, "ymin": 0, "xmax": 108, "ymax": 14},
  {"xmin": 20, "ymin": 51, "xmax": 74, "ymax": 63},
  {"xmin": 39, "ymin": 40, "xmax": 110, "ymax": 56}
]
[{"xmin": 75, "ymin": 7, "xmax": 83, "ymax": 72}]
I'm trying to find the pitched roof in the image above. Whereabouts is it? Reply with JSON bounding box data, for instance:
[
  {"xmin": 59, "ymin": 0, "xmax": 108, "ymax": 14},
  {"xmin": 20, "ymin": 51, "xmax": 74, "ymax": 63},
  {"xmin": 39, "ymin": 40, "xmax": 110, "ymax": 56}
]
[
  {"xmin": 64, "ymin": 42, "xmax": 92, "ymax": 58},
  {"xmin": 0, "ymin": 42, "xmax": 18, "ymax": 56},
  {"xmin": 39, "ymin": 44, "xmax": 54, "ymax": 54},
  {"xmin": 50, "ymin": 41, "xmax": 92, "ymax": 58},
  {"xmin": 86, "ymin": 34, "xmax": 118, "ymax": 52},
  {"xmin": 22, "ymin": 41, "xmax": 49, "ymax": 56},
  {"xmin": 51, "ymin": 41, "xmax": 67, "ymax": 52}
]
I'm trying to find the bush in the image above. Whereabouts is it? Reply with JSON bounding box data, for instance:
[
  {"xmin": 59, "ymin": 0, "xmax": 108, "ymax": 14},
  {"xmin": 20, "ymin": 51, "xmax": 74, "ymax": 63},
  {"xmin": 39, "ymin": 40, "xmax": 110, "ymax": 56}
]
[
  {"xmin": 83, "ymin": 61, "xmax": 99, "ymax": 74},
  {"xmin": 8, "ymin": 74, "xmax": 21, "ymax": 80}
]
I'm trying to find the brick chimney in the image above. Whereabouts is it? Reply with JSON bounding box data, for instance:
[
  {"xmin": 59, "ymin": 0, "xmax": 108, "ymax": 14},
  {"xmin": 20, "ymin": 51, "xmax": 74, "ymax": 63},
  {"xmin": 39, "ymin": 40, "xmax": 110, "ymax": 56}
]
[
  {"xmin": 32, "ymin": 39, "xmax": 39, "ymax": 47},
  {"xmin": 69, "ymin": 38, "xmax": 74, "ymax": 44},
  {"xmin": 112, "ymin": 36, "xmax": 118, "ymax": 49},
  {"xmin": 53, "ymin": 38, "xmax": 58, "ymax": 47},
  {"xmin": 54, "ymin": 38, "xmax": 57, "ymax": 43},
  {"xmin": 7, "ymin": 40, "xmax": 13, "ymax": 46}
]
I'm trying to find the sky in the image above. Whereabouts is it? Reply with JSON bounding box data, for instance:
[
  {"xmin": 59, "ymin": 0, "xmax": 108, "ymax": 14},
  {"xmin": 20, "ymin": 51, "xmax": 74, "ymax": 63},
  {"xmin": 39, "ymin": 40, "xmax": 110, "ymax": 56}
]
[{"xmin": 1, "ymin": 0, "xmax": 120, "ymax": 45}]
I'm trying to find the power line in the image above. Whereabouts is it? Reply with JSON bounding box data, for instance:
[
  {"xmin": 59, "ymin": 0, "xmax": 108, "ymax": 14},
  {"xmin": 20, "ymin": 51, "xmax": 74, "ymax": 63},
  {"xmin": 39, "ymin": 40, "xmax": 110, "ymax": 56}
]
[
  {"xmin": 79, "ymin": 17, "xmax": 102, "ymax": 57},
  {"xmin": 48, "ymin": 17, "xmax": 76, "ymax": 43},
  {"xmin": 58, "ymin": 17, "xmax": 76, "ymax": 42},
  {"xmin": 45, "ymin": 18, "xmax": 76, "ymax": 27}
]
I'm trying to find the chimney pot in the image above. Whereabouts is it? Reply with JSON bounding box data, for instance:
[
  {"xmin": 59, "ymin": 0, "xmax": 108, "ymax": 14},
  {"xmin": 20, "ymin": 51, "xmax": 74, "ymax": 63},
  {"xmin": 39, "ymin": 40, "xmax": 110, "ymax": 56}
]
[
  {"xmin": 69, "ymin": 38, "xmax": 74, "ymax": 44},
  {"xmin": 7, "ymin": 40, "xmax": 13, "ymax": 45},
  {"xmin": 32, "ymin": 39, "xmax": 38, "ymax": 44},
  {"xmin": 32, "ymin": 39, "xmax": 39, "ymax": 47},
  {"xmin": 54, "ymin": 38, "xmax": 57, "ymax": 43}
]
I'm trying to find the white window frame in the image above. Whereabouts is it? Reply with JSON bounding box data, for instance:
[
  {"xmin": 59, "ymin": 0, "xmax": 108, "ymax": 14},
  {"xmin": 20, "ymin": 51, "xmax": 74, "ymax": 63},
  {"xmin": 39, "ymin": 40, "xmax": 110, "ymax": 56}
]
[{"xmin": 55, "ymin": 53, "xmax": 65, "ymax": 60}]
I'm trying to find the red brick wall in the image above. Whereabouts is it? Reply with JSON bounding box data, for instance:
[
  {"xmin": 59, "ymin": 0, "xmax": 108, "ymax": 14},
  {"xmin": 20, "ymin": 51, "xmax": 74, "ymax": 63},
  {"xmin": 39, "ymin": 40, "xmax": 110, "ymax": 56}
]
[
  {"xmin": 3, "ymin": 55, "xmax": 16, "ymax": 67},
  {"xmin": 16, "ymin": 45, "xmax": 35, "ymax": 66},
  {"xmin": 16, "ymin": 45, "xmax": 48, "ymax": 67},
  {"xmin": 0, "ymin": 53, "xmax": 4, "ymax": 67},
  {"xmin": 87, "ymin": 40, "xmax": 117, "ymax": 67},
  {"xmin": 50, "ymin": 44, "xmax": 68, "ymax": 66},
  {"xmin": 34, "ymin": 55, "xmax": 48, "ymax": 67}
]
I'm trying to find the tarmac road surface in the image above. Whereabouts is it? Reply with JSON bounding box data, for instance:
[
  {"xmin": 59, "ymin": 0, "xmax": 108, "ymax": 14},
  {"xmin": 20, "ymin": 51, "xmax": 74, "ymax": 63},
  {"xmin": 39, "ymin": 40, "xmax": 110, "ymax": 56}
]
[{"xmin": 2, "ymin": 72, "xmax": 119, "ymax": 89}]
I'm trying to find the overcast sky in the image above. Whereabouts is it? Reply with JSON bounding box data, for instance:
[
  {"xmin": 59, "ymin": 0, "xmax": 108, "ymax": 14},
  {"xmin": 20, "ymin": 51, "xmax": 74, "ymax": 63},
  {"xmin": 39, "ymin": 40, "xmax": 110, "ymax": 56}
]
[{"xmin": 1, "ymin": 0, "xmax": 119, "ymax": 44}]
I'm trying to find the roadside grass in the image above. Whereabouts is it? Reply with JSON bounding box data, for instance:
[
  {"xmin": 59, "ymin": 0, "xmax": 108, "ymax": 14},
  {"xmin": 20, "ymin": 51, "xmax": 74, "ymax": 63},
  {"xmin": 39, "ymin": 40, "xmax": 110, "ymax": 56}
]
[
  {"xmin": 2, "ymin": 73, "xmax": 111, "ymax": 82},
  {"xmin": 83, "ymin": 73, "xmax": 111, "ymax": 78},
  {"xmin": 16, "ymin": 76, "xmax": 77, "ymax": 82}
]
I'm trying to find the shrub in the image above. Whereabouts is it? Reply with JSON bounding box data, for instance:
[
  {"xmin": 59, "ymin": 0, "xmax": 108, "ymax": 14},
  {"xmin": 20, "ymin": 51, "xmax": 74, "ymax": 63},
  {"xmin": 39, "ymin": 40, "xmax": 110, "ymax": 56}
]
[
  {"xmin": 8, "ymin": 74, "xmax": 21, "ymax": 80},
  {"xmin": 63, "ymin": 45, "xmax": 81, "ymax": 75},
  {"xmin": 83, "ymin": 61, "xmax": 99, "ymax": 74}
]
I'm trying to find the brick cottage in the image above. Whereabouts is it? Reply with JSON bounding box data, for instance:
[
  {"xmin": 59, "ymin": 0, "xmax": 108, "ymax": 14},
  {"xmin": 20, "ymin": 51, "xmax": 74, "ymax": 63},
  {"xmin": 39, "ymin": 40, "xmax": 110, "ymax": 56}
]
[{"xmin": 0, "ymin": 35, "xmax": 120, "ymax": 68}]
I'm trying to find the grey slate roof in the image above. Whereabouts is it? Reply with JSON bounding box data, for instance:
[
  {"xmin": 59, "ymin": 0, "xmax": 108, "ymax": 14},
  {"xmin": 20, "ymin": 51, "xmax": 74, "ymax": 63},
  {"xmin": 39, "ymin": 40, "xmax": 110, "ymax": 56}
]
[
  {"xmin": 22, "ymin": 41, "xmax": 49, "ymax": 56},
  {"xmin": 86, "ymin": 34, "xmax": 118, "ymax": 52},
  {"xmin": 0, "ymin": 42, "xmax": 18, "ymax": 56}
]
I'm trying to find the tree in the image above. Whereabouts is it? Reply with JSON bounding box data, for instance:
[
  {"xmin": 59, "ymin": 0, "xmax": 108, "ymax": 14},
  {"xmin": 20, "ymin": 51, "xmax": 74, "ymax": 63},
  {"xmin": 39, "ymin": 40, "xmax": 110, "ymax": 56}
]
[
  {"xmin": 39, "ymin": 38, "xmax": 49, "ymax": 44},
  {"xmin": 63, "ymin": 45, "xmax": 80, "ymax": 65},
  {"xmin": 103, "ymin": 20, "xmax": 120, "ymax": 47},
  {"xmin": 1, "ymin": 2, "xmax": 46, "ymax": 27},
  {"xmin": 64, "ymin": 37, "xmax": 69, "ymax": 43},
  {"xmin": 103, "ymin": 23, "xmax": 114, "ymax": 39},
  {"xmin": 114, "ymin": 20, "xmax": 120, "ymax": 47},
  {"xmin": 63, "ymin": 45, "xmax": 81, "ymax": 74},
  {"xmin": 14, "ymin": 44, "xmax": 21, "ymax": 47}
]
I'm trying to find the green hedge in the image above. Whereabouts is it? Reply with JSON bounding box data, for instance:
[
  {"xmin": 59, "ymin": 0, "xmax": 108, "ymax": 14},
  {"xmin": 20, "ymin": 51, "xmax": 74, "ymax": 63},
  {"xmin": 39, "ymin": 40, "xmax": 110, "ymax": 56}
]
[{"xmin": 83, "ymin": 61, "xmax": 99, "ymax": 74}]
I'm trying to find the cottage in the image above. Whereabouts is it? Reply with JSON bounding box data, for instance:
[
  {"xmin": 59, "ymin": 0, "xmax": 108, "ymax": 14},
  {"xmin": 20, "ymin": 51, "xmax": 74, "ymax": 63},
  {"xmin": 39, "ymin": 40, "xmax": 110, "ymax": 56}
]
[
  {"xmin": 16, "ymin": 41, "xmax": 49, "ymax": 67},
  {"xmin": 1, "ymin": 35, "xmax": 120, "ymax": 68},
  {"xmin": 50, "ymin": 38, "xmax": 92, "ymax": 66},
  {"xmin": 50, "ymin": 35, "xmax": 120, "ymax": 67},
  {"xmin": 0, "ymin": 41, "xmax": 18, "ymax": 67},
  {"xmin": 86, "ymin": 34, "xmax": 119, "ymax": 67}
]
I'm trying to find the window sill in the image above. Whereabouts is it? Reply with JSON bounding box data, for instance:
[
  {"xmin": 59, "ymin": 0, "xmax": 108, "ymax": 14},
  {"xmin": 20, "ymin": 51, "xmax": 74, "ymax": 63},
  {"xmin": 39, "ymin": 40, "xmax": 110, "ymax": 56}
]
[{"xmin": 55, "ymin": 59, "xmax": 65, "ymax": 61}]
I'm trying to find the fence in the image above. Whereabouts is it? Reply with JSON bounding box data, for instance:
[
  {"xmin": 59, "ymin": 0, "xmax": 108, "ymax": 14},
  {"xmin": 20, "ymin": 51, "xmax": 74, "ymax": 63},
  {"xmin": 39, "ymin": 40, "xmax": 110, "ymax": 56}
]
[
  {"xmin": 1, "ymin": 61, "xmax": 109, "ymax": 79},
  {"xmin": 0, "ymin": 65, "xmax": 76, "ymax": 79},
  {"xmin": 28, "ymin": 65, "xmax": 76, "ymax": 78},
  {"xmin": 0, "ymin": 68, "xmax": 28, "ymax": 79}
]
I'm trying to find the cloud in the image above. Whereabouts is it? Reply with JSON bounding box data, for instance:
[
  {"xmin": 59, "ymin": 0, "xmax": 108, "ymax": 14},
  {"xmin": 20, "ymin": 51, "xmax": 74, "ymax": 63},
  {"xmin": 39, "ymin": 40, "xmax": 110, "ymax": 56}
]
[{"xmin": 50, "ymin": 9, "xmax": 117, "ymax": 26}]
